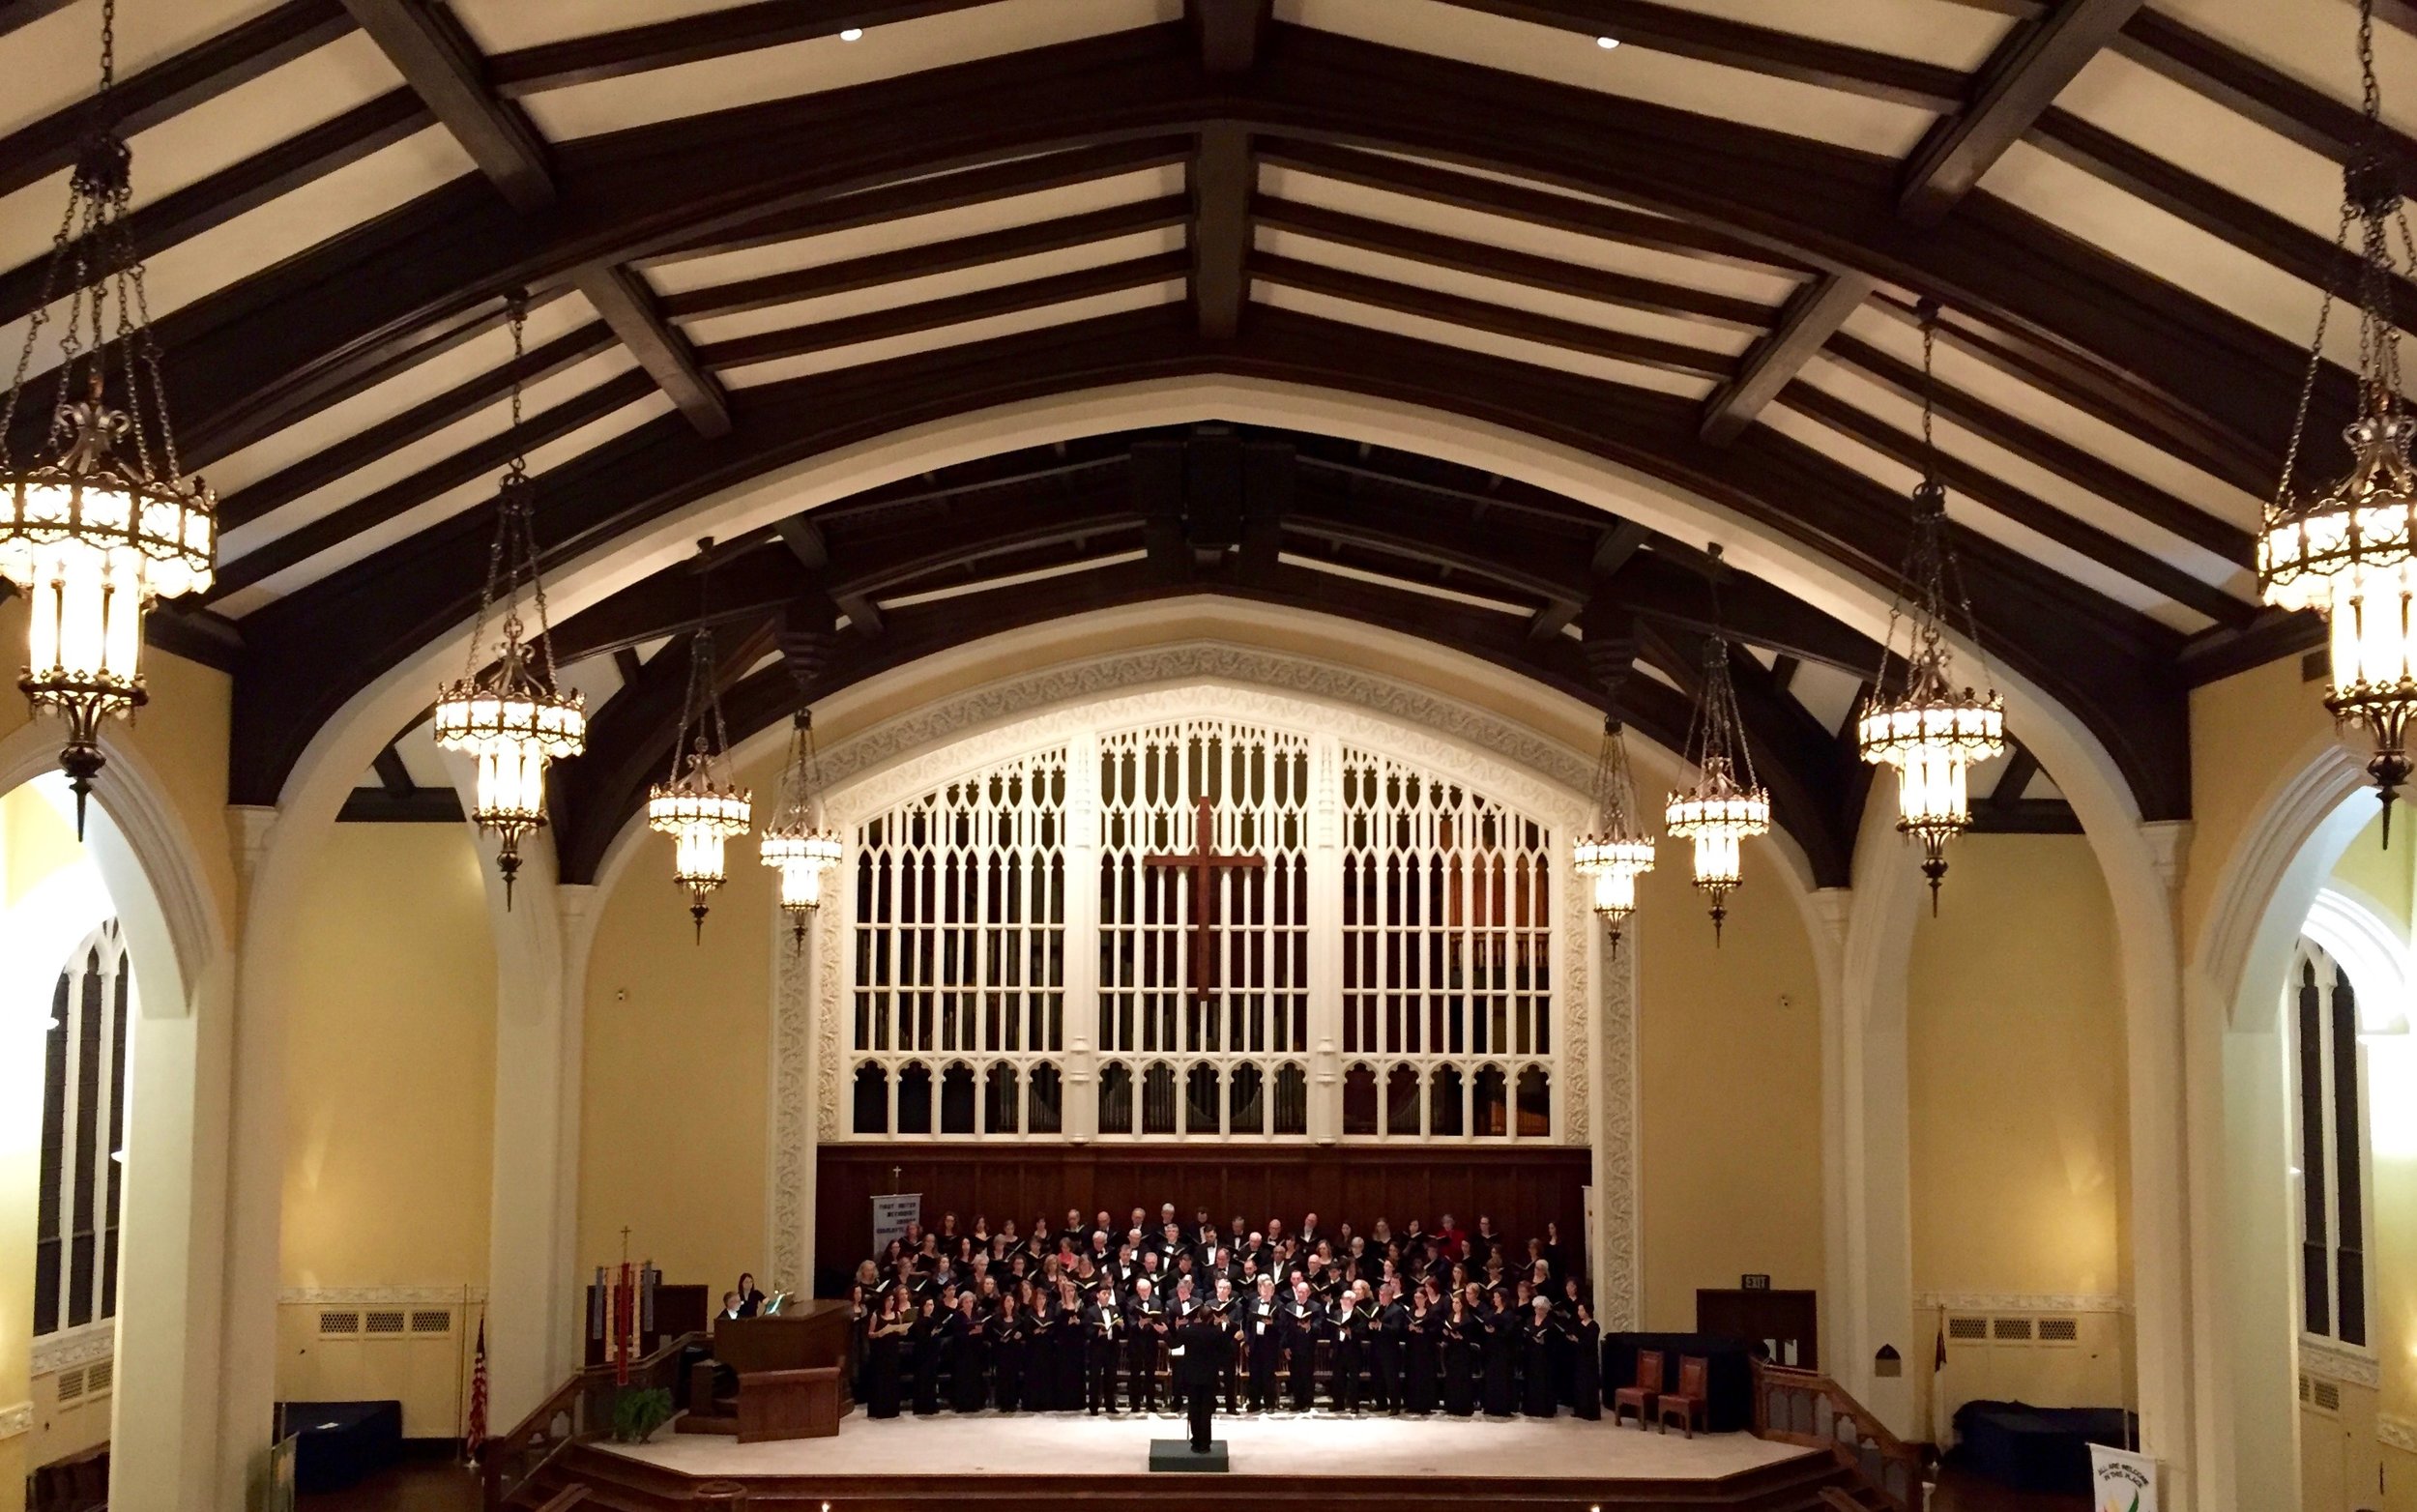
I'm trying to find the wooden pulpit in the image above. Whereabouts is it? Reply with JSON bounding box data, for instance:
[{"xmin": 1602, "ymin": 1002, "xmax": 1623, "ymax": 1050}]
[
  {"xmin": 713, "ymin": 1300, "xmax": 854, "ymax": 1437},
  {"xmin": 737, "ymin": 1366, "xmax": 842, "ymax": 1442}
]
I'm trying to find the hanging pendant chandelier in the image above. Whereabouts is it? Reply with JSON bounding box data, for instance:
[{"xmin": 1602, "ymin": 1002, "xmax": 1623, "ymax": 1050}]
[
  {"xmin": 0, "ymin": 0, "xmax": 216, "ymax": 837},
  {"xmin": 1571, "ymin": 713, "xmax": 1655, "ymax": 952},
  {"xmin": 1665, "ymin": 569, "xmax": 1769, "ymax": 942},
  {"xmin": 433, "ymin": 295, "xmax": 584, "ymax": 904},
  {"xmin": 1856, "ymin": 300, "xmax": 2006, "ymax": 908},
  {"xmin": 2260, "ymin": 0, "xmax": 2417, "ymax": 843},
  {"xmin": 761, "ymin": 708, "xmax": 844, "ymax": 946},
  {"xmin": 648, "ymin": 542, "xmax": 751, "ymax": 941}
]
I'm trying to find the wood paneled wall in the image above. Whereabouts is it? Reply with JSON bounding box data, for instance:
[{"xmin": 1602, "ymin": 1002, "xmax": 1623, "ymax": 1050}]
[{"xmin": 816, "ymin": 1144, "xmax": 1590, "ymax": 1288}]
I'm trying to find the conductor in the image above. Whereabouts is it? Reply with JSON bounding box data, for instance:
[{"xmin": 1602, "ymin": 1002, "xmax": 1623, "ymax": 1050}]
[{"xmin": 1169, "ymin": 1312, "xmax": 1230, "ymax": 1453}]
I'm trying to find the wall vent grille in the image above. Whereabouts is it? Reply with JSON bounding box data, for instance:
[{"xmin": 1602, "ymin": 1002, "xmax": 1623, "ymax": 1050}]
[
  {"xmin": 1992, "ymin": 1317, "xmax": 2034, "ymax": 1343},
  {"xmin": 55, "ymin": 1367, "xmax": 84, "ymax": 1402},
  {"xmin": 318, "ymin": 1310, "xmax": 361, "ymax": 1335},
  {"xmin": 410, "ymin": 1309, "xmax": 452, "ymax": 1335},
  {"xmin": 2313, "ymin": 1378, "xmax": 2343, "ymax": 1412},
  {"xmin": 364, "ymin": 1309, "xmax": 406, "ymax": 1335},
  {"xmin": 2037, "ymin": 1317, "xmax": 2080, "ymax": 1345},
  {"xmin": 1947, "ymin": 1316, "xmax": 1989, "ymax": 1342},
  {"xmin": 84, "ymin": 1359, "xmax": 112, "ymax": 1396}
]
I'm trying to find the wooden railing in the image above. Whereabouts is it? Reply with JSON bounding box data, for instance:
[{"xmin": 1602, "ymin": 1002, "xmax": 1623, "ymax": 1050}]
[
  {"xmin": 481, "ymin": 1332, "xmax": 706, "ymax": 1512},
  {"xmin": 1750, "ymin": 1361, "xmax": 1924, "ymax": 1512}
]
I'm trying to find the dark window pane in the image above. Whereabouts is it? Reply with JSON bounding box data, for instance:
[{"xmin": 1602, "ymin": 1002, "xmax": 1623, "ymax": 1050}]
[
  {"xmin": 984, "ymin": 1064, "xmax": 1019, "ymax": 1134},
  {"xmin": 1027, "ymin": 1063, "xmax": 1063, "ymax": 1134},
  {"xmin": 1343, "ymin": 1064, "xmax": 1377, "ymax": 1136},
  {"xmin": 1229, "ymin": 1063, "xmax": 1265, "ymax": 1135},
  {"xmin": 897, "ymin": 1063, "xmax": 934, "ymax": 1135},
  {"xmin": 854, "ymin": 1064, "xmax": 889, "ymax": 1134},
  {"xmin": 1185, "ymin": 1065, "xmax": 1220, "ymax": 1134},
  {"xmin": 941, "ymin": 1063, "xmax": 976, "ymax": 1134},
  {"xmin": 1273, "ymin": 1064, "xmax": 1307, "ymax": 1135},
  {"xmin": 1098, "ymin": 1063, "xmax": 1134, "ymax": 1135},
  {"xmin": 1143, "ymin": 1062, "xmax": 1178, "ymax": 1135}
]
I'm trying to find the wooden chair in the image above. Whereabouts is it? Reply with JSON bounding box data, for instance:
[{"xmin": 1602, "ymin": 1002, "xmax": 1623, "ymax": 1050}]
[
  {"xmin": 1655, "ymin": 1353, "xmax": 1709, "ymax": 1438},
  {"xmin": 1611, "ymin": 1348, "xmax": 1662, "ymax": 1428}
]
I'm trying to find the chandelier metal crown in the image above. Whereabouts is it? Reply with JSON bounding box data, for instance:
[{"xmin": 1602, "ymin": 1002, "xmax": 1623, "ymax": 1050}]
[
  {"xmin": 648, "ymin": 542, "xmax": 752, "ymax": 940},
  {"xmin": 761, "ymin": 708, "xmax": 844, "ymax": 945},
  {"xmin": 1665, "ymin": 565, "xmax": 1769, "ymax": 942},
  {"xmin": 1856, "ymin": 301, "xmax": 2005, "ymax": 907},
  {"xmin": 1571, "ymin": 713, "xmax": 1654, "ymax": 951},
  {"xmin": 2259, "ymin": 0, "xmax": 2417, "ymax": 843},
  {"xmin": 0, "ymin": 0, "xmax": 216, "ymax": 836},
  {"xmin": 433, "ymin": 294, "xmax": 584, "ymax": 902}
]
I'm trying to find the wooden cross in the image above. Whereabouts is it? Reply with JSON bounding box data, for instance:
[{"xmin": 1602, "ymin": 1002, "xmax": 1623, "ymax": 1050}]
[{"xmin": 1145, "ymin": 796, "xmax": 1265, "ymax": 1004}]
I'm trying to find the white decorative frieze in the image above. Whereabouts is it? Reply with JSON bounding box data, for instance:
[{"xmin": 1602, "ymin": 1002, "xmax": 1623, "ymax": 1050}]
[
  {"xmin": 0, "ymin": 1401, "xmax": 31, "ymax": 1441},
  {"xmin": 1914, "ymin": 1292, "xmax": 2132, "ymax": 1315},
  {"xmin": 277, "ymin": 1286, "xmax": 487, "ymax": 1306},
  {"xmin": 2299, "ymin": 1333, "xmax": 2381, "ymax": 1389},
  {"xmin": 30, "ymin": 1321, "xmax": 115, "ymax": 1377}
]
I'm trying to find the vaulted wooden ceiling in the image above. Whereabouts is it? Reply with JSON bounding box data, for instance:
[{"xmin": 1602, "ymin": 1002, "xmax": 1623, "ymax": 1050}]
[{"xmin": 0, "ymin": 0, "xmax": 2391, "ymax": 870}]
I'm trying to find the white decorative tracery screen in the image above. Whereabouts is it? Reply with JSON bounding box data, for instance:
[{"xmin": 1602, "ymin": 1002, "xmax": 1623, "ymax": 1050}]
[
  {"xmin": 1095, "ymin": 718, "xmax": 1311, "ymax": 1137},
  {"xmin": 1340, "ymin": 746, "xmax": 1556, "ymax": 1140},
  {"xmin": 848, "ymin": 748, "xmax": 1068, "ymax": 1137}
]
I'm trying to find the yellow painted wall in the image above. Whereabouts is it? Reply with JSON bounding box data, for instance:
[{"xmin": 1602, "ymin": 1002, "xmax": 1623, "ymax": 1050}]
[
  {"xmin": 2330, "ymin": 810, "xmax": 2415, "ymax": 932},
  {"xmin": 1634, "ymin": 845, "xmax": 1825, "ymax": 1333},
  {"xmin": 279, "ymin": 824, "xmax": 497, "ymax": 1289},
  {"xmin": 2179, "ymin": 656, "xmax": 2340, "ymax": 966},
  {"xmin": 578, "ymin": 839, "xmax": 773, "ymax": 1292},
  {"xmin": 1908, "ymin": 833, "xmax": 2128, "ymax": 1299}
]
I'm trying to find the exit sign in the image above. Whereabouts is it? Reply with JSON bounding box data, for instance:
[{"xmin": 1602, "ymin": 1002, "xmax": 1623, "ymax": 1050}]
[{"xmin": 1741, "ymin": 1274, "xmax": 1771, "ymax": 1290}]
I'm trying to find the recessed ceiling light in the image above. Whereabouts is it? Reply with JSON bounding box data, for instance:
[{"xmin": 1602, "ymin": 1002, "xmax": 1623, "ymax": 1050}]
[
  {"xmin": 840, "ymin": 27, "xmax": 864, "ymax": 42},
  {"xmin": 1596, "ymin": 35, "xmax": 1619, "ymax": 48}
]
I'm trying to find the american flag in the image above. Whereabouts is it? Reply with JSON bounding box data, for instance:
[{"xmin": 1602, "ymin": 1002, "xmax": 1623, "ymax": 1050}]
[{"xmin": 464, "ymin": 1319, "xmax": 489, "ymax": 1462}]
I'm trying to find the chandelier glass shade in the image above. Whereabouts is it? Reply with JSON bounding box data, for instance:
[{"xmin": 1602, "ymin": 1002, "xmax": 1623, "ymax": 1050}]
[
  {"xmin": 0, "ymin": 4, "xmax": 216, "ymax": 836},
  {"xmin": 433, "ymin": 299, "xmax": 582, "ymax": 900},
  {"xmin": 1857, "ymin": 304, "xmax": 2006, "ymax": 907},
  {"xmin": 762, "ymin": 709, "xmax": 844, "ymax": 944},
  {"xmin": 1665, "ymin": 607, "xmax": 1769, "ymax": 941},
  {"xmin": 649, "ymin": 550, "xmax": 751, "ymax": 939},
  {"xmin": 1570, "ymin": 714, "xmax": 1654, "ymax": 949},
  {"xmin": 2260, "ymin": 0, "xmax": 2417, "ymax": 841}
]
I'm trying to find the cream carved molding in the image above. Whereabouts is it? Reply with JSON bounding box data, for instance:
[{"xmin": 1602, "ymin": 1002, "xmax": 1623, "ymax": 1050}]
[
  {"xmin": 768, "ymin": 647, "xmax": 1636, "ymax": 1323},
  {"xmin": 2299, "ymin": 1333, "xmax": 2381, "ymax": 1389},
  {"xmin": 30, "ymin": 1322, "xmax": 114, "ymax": 1376},
  {"xmin": 280, "ymin": 1286, "xmax": 489, "ymax": 1306},
  {"xmin": 2380, "ymin": 1414, "xmax": 2417, "ymax": 1455},
  {"xmin": 1916, "ymin": 1292, "xmax": 2133, "ymax": 1315},
  {"xmin": 0, "ymin": 1402, "xmax": 29, "ymax": 1440}
]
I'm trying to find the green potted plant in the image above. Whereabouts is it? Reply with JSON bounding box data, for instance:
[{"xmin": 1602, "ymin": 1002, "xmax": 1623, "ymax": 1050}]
[{"xmin": 610, "ymin": 1385, "xmax": 675, "ymax": 1443}]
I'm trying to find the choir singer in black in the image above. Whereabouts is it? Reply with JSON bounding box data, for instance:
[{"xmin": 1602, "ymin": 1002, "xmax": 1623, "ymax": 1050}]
[{"xmin": 1170, "ymin": 1310, "xmax": 1230, "ymax": 1452}]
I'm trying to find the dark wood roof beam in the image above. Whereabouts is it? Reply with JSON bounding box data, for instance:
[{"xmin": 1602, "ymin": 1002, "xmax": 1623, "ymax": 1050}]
[
  {"xmin": 1250, "ymin": 254, "xmax": 1736, "ymax": 379},
  {"xmin": 573, "ymin": 263, "xmax": 732, "ymax": 437},
  {"xmin": 487, "ymin": 0, "xmax": 998, "ymax": 98},
  {"xmin": 1782, "ymin": 381, "xmax": 2252, "ymax": 625},
  {"xmin": 339, "ymin": 0, "xmax": 555, "ymax": 212},
  {"xmin": 1526, "ymin": 597, "xmax": 1582, "ymax": 640},
  {"xmin": 1825, "ymin": 330, "xmax": 2255, "ymax": 562},
  {"xmin": 219, "ymin": 320, "xmax": 621, "ymax": 530},
  {"xmin": 1256, "ymin": 138, "xmax": 1810, "ymax": 274},
  {"xmin": 775, "ymin": 516, "xmax": 831, "ymax": 571},
  {"xmin": 1990, "ymin": 744, "xmax": 2041, "ymax": 808},
  {"xmin": 692, "ymin": 252, "xmax": 1190, "ymax": 370},
  {"xmin": 1700, "ymin": 273, "xmax": 1875, "ymax": 444},
  {"xmin": 0, "ymin": 0, "xmax": 79, "ymax": 42},
  {"xmin": 661, "ymin": 195, "xmax": 1191, "ymax": 321},
  {"xmin": 1254, "ymin": 197, "xmax": 1769, "ymax": 331},
  {"xmin": 1191, "ymin": 123, "xmax": 1255, "ymax": 341},
  {"xmin": 1899, "ymin": 0, "xmax": 2143, "ymax": 225},
  {"xmin": 2114, "ymin": 10, "xmax": 2417, "ymax": 184},
  {"xmin": 1592, "ymin": 519, "xmax": 1652, "ymax": 575},
  {"xmin": 0, "ymin": 0, "xmax": 357, "ymax": 200},
  {"xmin": 1439, "ymin": 0, "xmax": 1966, "ymax": 110},
  {"xmin": 372, "ymin": 741, "xmax": 417, "ymax": 798}
]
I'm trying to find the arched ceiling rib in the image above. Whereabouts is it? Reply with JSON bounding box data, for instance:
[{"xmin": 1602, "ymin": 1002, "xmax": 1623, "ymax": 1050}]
[{"xmin": 0, "ymin": 0, "xmax": 2386, "ymax": 840}]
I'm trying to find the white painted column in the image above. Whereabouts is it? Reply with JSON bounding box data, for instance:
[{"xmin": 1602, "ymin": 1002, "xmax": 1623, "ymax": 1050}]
[
  {"xmin": 1588, "ymin": 912, "xmax": 1641, "ymax": 1329},
  {"xmin": 770, "ymin": 893, "xmax": 819, "ymax": 1295},
  {"xmin": 1307, "ymin": 734, "xmax": 1342, "ymax": 1144},
  {"xmin": 1064, "ymin": 733, "xmax": 1100, "ymax": 1143},
  {"xmin": 217, "ymin": 803, "xmax": 286, "ymax": 1512},
  {"xmin": 468, "ymin": 817, "xmax": 579, "ymax": 1429},
  {"xmin": 1799, "ymin": 885, "xmax": 1853, "ymax": 1392}
]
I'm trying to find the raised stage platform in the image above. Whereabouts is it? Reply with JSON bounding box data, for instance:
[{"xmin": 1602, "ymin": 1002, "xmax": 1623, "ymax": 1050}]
[{"xmin": 554, "ymin": 1412, "xmax": 1859, "ymax": 1510}]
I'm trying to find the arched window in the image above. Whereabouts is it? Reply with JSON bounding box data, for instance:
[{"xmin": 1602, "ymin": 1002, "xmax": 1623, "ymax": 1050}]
[
  {"xmin": 1098, "ymin": 1062, "xmax": 1134, "ymax": 1135},
  {"xmin": 1185, "ymin": 1065, "xmax": 1221, "ymax": 1134},
  {"xmin": 1273, "ymin": 1062, "xmax": 1308, "ymax": 1135},
  {"xmin": 1472, "ymin": 1065, "xmax": 1508, "ymax": 1138},
  {"xmin": 1343, "ymin": 1063, "xmax": 1378, "ymax": 1135},
  {"xmin": 941, "ymin": 1062, "xmax": 977, "ymax": 1134},
  {"xmin": 1429, "ymin": 1063, "xmax": 1464, "ymax": 1137},
  {"xmin": 37, "ymin": 921, "xmax": 130, "ymax": 1339},
  {"xmin": 2292, "ymin": 940, "xmax": 2369, "ymax": 1345},
  {"xmin": 897, "ymin": 1063, "xmax": 934, "ymax": 1135},
  {"xmin": 984, "ymin": 1063, "xmax": 1020, "ymax": 1134},
  {"xmin": 1229, "ymin": 1062, "xmax": 1266, "ymax": 1134},
  {"xmin": 853, "ymin": 1063, "xmax": 889, "ymax": 1135},
  {"xmin": 1027, "ymin": 1063, "xmax": 1063, "ymax": 1135},
  {"xmin": 1142, "ymin": 1061, "xmax": 1179, "ymax": 1135},
  {"xmin": 1385, "ymin": 1064, "xmax": 1421, "ymax": 1135},
  {"xmin": 1515, "ymin": 1064, "xmax": 1552, "ymax": 1139}
]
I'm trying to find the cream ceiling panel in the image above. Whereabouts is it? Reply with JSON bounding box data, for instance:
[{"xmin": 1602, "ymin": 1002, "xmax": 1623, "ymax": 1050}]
[
  {"xmin": 519, "ymin": 0, "xmax": 1181, "ymax": 142},
  {"xmin": 2155, "ymin": 0, "xmax": 2417, "ymax": 140},
  {"xmin": 716, "ymin": 281, "xmax": 1183, "ymax": 389},
  {"xmin": 1285, "ymin": 0, "xmax": 1940, "ymax": 156},
  {"xmin": 451, "ymin": 0, "xmax": 766, "ymax": 52},
  {"xmin": 1646, "ymin": 0, "xmax": 2009, "ymax": 71},
  {"xmin": 0, "ymin": 0, "xmax": 285, "ymax": 136}
]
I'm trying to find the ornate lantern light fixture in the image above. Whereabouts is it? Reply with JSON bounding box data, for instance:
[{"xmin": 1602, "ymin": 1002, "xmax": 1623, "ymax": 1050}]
[
  {"xmin": 761, "ymin": 708, "xmax": 844, "ymax": 945},
  {"xmin": 648, "ymin": 543, "xmax": 752, "ymax": 940},
  {"xmin": 433, "ymin": 295, "xmax": 584, "ymax": 903},
  {"xmin": 0, "ymin": 0, "xmax": 217, "ymax": 836},
  {"xmin": 2260, "ymin": 0, "xmax": 2417, "ymax": 843},
  {"xmin": 1665, "ymin": 567, "xmax": 1769, "ymax": 941},
  {"xmin": 1856, "ymin": 300, "xmax": 2006, "ymax": 907},
  {"xmin": 1571, "ymin": 713, "xmax": 1654, "ymax": 951}
]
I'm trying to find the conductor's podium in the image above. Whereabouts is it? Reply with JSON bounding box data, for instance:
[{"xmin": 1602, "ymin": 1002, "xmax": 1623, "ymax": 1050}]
[{"xmin": 693, "ymin": 1302, "xmax": 854, "ymax": 1441}]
